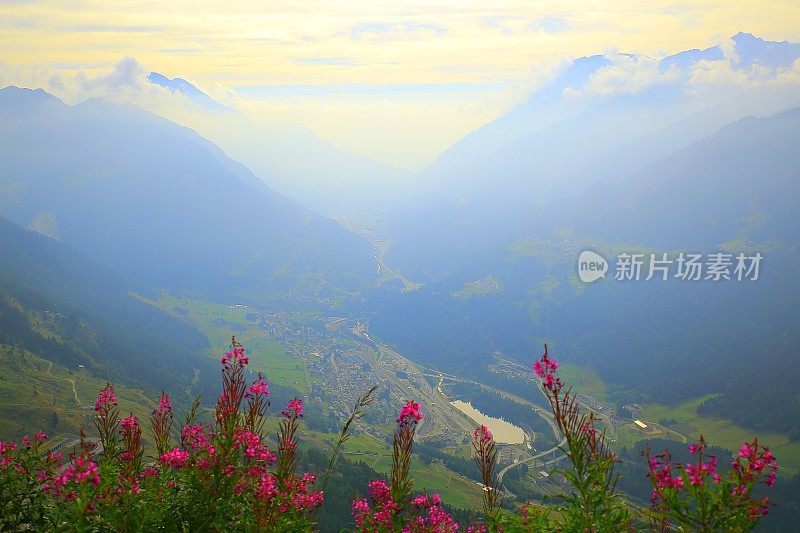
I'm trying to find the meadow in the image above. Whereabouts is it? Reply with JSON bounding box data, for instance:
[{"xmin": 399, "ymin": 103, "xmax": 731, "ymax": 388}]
[{"xmin": 147, "ymin": 294, "xmax": 310, "ymax": 393}]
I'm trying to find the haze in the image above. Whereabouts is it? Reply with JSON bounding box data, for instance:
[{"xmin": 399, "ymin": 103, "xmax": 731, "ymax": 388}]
[{"xmin": 2, "ymin": 0, "xmax": 800, "ymax": 170}]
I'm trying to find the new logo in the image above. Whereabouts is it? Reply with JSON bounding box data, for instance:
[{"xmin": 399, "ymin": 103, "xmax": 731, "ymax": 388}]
[{"xmin": 577, "ymin": 250, "xmax": 608, "ymax": 283}]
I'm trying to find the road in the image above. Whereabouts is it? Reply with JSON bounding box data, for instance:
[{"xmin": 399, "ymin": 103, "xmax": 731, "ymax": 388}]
[{"xmin": 496, "ymin": 441, "xmax": 568, "ymax": 498}]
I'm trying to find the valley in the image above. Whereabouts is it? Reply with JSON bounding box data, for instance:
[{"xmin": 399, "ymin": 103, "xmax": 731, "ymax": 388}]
[{"xmin": 0, "ymin": 18, "xmax": 799, "ymax": 530}]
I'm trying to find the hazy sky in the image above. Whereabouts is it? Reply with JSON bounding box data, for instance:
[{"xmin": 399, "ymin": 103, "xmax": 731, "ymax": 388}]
[{"xmin": 2, "ymin": 1, "xmax": 800, "ymax": 168}]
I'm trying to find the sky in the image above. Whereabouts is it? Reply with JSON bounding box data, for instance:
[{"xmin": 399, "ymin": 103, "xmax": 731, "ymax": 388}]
[{"xmin": 2, "ymin": 1, "xmax": 800, "ymax": 169}]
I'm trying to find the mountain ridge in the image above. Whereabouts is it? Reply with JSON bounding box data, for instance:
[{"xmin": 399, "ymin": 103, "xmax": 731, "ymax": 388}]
[{"xmin": 0, "ymin": 86, "xmax": 378, "ymax": 296}]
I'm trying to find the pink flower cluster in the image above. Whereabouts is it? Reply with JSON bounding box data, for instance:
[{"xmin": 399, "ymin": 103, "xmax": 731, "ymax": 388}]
[
  {"xmin": 685, "ymin": 456, "xmax": 721, "ymax": 486},
  {"xmin": 281, "ymin": 398, "xmax": 303, "ymax": 419},
  {"xmin": 647, "ymin": 455, "xmax": 684, "ymax": 492},
  {"xmin": 21, "ymin": 430, "xmax": 47, "ymax": 448},
  {"xmin": 736, "ymin": 441, "xmax": 779, "ymax": 488},
  {"xmin": 2, "ymin": 341, "xmax": 327, "ymax": 529},
  {"xmin": 50, "ymin": 457, "xmax": 101, "ymax": 499},
  {"xmin": 95, "ymin": 385, "xmax": 118, "ymax": 413},
  {"xmin": 533, "ymin": 345, "xmax": 562, "ymax": 393},
  {"xmin": 282, "ymin": 474, "xmax": 324, "ymax": 511},
  {"xmin": 647, "ymin": 437, "xmax": 779, "ymax": 520},
  {"xmin": 157, "ymin": 392, "xmax": 172, "ymax": 414},
  {"xmin": 234, "ymin": 428, "xmax": 277, "ymax": 464},
  {"xmin": 0, "ymin": 440, "xmax": 17, "ymax": 469},
  {"xmin": 253, "ymin": 471, "xmax": 323, "ymax": 513},
  {"xmin": 647, "ymin": 441, "xmax": 722, "ymax": 493},
  {"xmin": 396, "ymin": 400, "xmax": 423, "ymax": 426},
  {"xmin": 404, "ymin": 493, "xmax": 459, "ymax": 532},
  {"xmin": 353, "ymin": 481, "xmax": 458, "ymax": 532},
  {"xmin": 181, "ymin": 424, "xmax": 214, "ymax": 451},
  {"xmin": 353, "ymin": 479, "xmax": 399, "ymax": 530},
  {"xmin": 221, "ymin": 345, "xmax": 249, "ymax": 368},
  {"xmin": 160, "ymin": 447, "xmax": 190, "ymax": 469},
  {"xmin": 473, "ymin": 425, "xmax": 493, "ymax": 444},
  {"xmin": 246, "ymin": 377, "xmax": 269, "ymax": 398},
  {"xmin": 730, "ymin": 439, "xmax": 779, "ymax": 518},
  {"xmin": 120, "ymin": 415, "xmax": 139, "ymax": 431}
]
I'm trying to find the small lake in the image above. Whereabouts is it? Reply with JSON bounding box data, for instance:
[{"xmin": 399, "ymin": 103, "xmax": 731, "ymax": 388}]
[{"xmin": 451, "ymin": 400, "xmax": 526, "ymax": 444}]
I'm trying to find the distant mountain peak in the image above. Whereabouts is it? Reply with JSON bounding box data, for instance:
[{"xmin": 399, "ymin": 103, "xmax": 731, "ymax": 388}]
[
  {"xmin": 730, "ymin": 31, "xmax": 800, "ymax": 68},
  {"xmin": 147, "ymin": 72, "xmax": 229, "ymax": 111},
  {"xmin": 0, "ymin": 85, "xmax": 62, "ymax": 103}
]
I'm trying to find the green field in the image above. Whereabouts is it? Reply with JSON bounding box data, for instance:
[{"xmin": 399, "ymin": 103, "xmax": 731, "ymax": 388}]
[
  {"xmin": 557, "ymin": 363, "xmax": 607, "ymax": 400},
  {"xmin": 144, "ymin": 294, "xmax": 310, "ymax": 392},
  {"xmin": 642, "ymin": 396, "xmax": 800, "ymax": 475}
]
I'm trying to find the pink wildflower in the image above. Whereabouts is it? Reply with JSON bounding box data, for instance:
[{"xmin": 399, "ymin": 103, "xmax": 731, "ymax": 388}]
[
  {"xmin": 533, "ymin": 344, "xmax": 562, "ymax": 393},
  {"xmin": 160, "ymin": 447, "xmax": 189, "ymax": 468},
  {"xmin": 281, "ymin": 398, "xmax": 304, "ymax": 419},
  {"xmin": 95, "ymin": 385, "xmax": 118, "ymax": 412},
  {"xmin": 473, "ymin": 425, "xmax": 493, "ymax": 444},
  {"xmin": 246, "ymin": 377, "xmax": 269, "ymax": 398},
  {"xmin": 157, "ymin": 392, "xmax": 172, "ymax": 413},
  {"xmin": 396, "ymin": 400, "xmax": 423, "ymax": 426},
  {"xmin": 221, "ymin": 345, "xmax": 249, "ymax": 368},
  {"xmin": 120, "ymin": 415, "xmax": 139, "ymax": 431}
]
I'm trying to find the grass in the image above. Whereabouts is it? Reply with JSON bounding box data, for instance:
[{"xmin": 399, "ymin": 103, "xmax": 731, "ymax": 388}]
[
  {"xmin": 0, "ymin": 345, "xmax": 154, "ymax": 441},
  {"xmin": 328, "ymin": 433, "xmax": 484, "ymax": 510},
  {"xmin": 556, "ymin": 363, "xmax": 607, "ymax": 400},
  {"xmin": 641, "ymin": 396, "xmax": 800, "ymax": 475},
  {"xmin": 142, "ymin": 293, "xmax": 309, "ymax": 393},
  {"xmin": 368, "ymin": 454, "xmax": 484, "ymax": 510}
]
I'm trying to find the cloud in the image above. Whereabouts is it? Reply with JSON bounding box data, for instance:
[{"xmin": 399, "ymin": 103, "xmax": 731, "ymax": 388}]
[
  {"xmin": 564, "ymin": 52, "xmax": 681, "ymax": 98},
  {"xmin": 292, "ymin": 57, "xmax": 360, "ymax": 67},
  {"xmin": 720, "ymin": 36, "xmax": 740, "ymax": 64},
  {"xmin": 61, "ymin": 23, "xmax": 161, "ymax": 33},
  {"xmin": 558, "ymin": 36, "xmax": 800, "ymax": 100},
  {"xmin": 78, "ymin": 56, "xmax": 143, "ymax": 92},
  {"xmin": 0, "ymin": 56, "xmax": 205, "ymax": 114},
  {"xmin": 527, "ymin": 17, "xmax": 570, "ymax": 34},
  {"xmin": 688, "ymin": 56, "xmax": 800, "ymax": 90},
  {"xmin": 346, "ymin": 21, "xmax": 446, "ymax": 41}
]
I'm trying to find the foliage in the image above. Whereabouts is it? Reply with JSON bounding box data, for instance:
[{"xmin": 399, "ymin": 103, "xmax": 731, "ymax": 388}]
[
  {"xmin": 645, "ymin": 436, "xmax": 778, "ymax": 531},
  {"xmin": 0, "ymin": 341, "xmax": 782, "ymax": 532},
  {"xmin": 1, "ymin": 338, "xmax": 321, "ymax": 532}
]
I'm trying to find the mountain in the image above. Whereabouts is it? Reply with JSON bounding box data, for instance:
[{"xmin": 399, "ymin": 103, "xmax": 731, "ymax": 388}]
[
  {"xmin": 0, "ymin": 214, "xmax": 215, "ymax": 395},
  {"xmin": 0, "ymin": 86, "xmax": 377, "ymax": 297},
  {"xmin": 146, "ymin": 73, "xmax": 413, "ymax": 215},
  {"xmin": 147, "ymin": 71, "xmax": 229, "ymax": 111},
  {"xmin": 365, "ymin": 104, "xmax": 800, "ymax": 437},
  {"xmin": 424, "ymin": 32, "xmax": 800, "ymax": 198},
  {"xmin": 384, "ymin": 33, "xmax": 800, "ymax": 279}
]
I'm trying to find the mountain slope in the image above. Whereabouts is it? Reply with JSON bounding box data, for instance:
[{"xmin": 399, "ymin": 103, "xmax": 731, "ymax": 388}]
[
  {"xmin": 386, "ymin": 33, "xmax": 800, "ymax": 280},
  {"xmin": 425, "ymin": 32, "xmax": 800, "ymax": 194},
  {"xmin": 0, "ymin": 87, "xmax": 377, "ymax": 296},
  {"xmin": 0, "ymin": 214, "xmax": 215, "ymax": 396},
  {"xmin": 145, "ymin": 73, "xmax": 413, "ymax": 215},
  {"xmin": 367, "ymin": 105, "xmax": 800, "ymax": 437}
]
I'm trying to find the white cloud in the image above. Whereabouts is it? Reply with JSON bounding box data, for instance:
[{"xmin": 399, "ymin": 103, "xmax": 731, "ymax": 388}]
[{"xmin": 564, "ymin": 52, "xmax": 681, "ymax": 98}]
